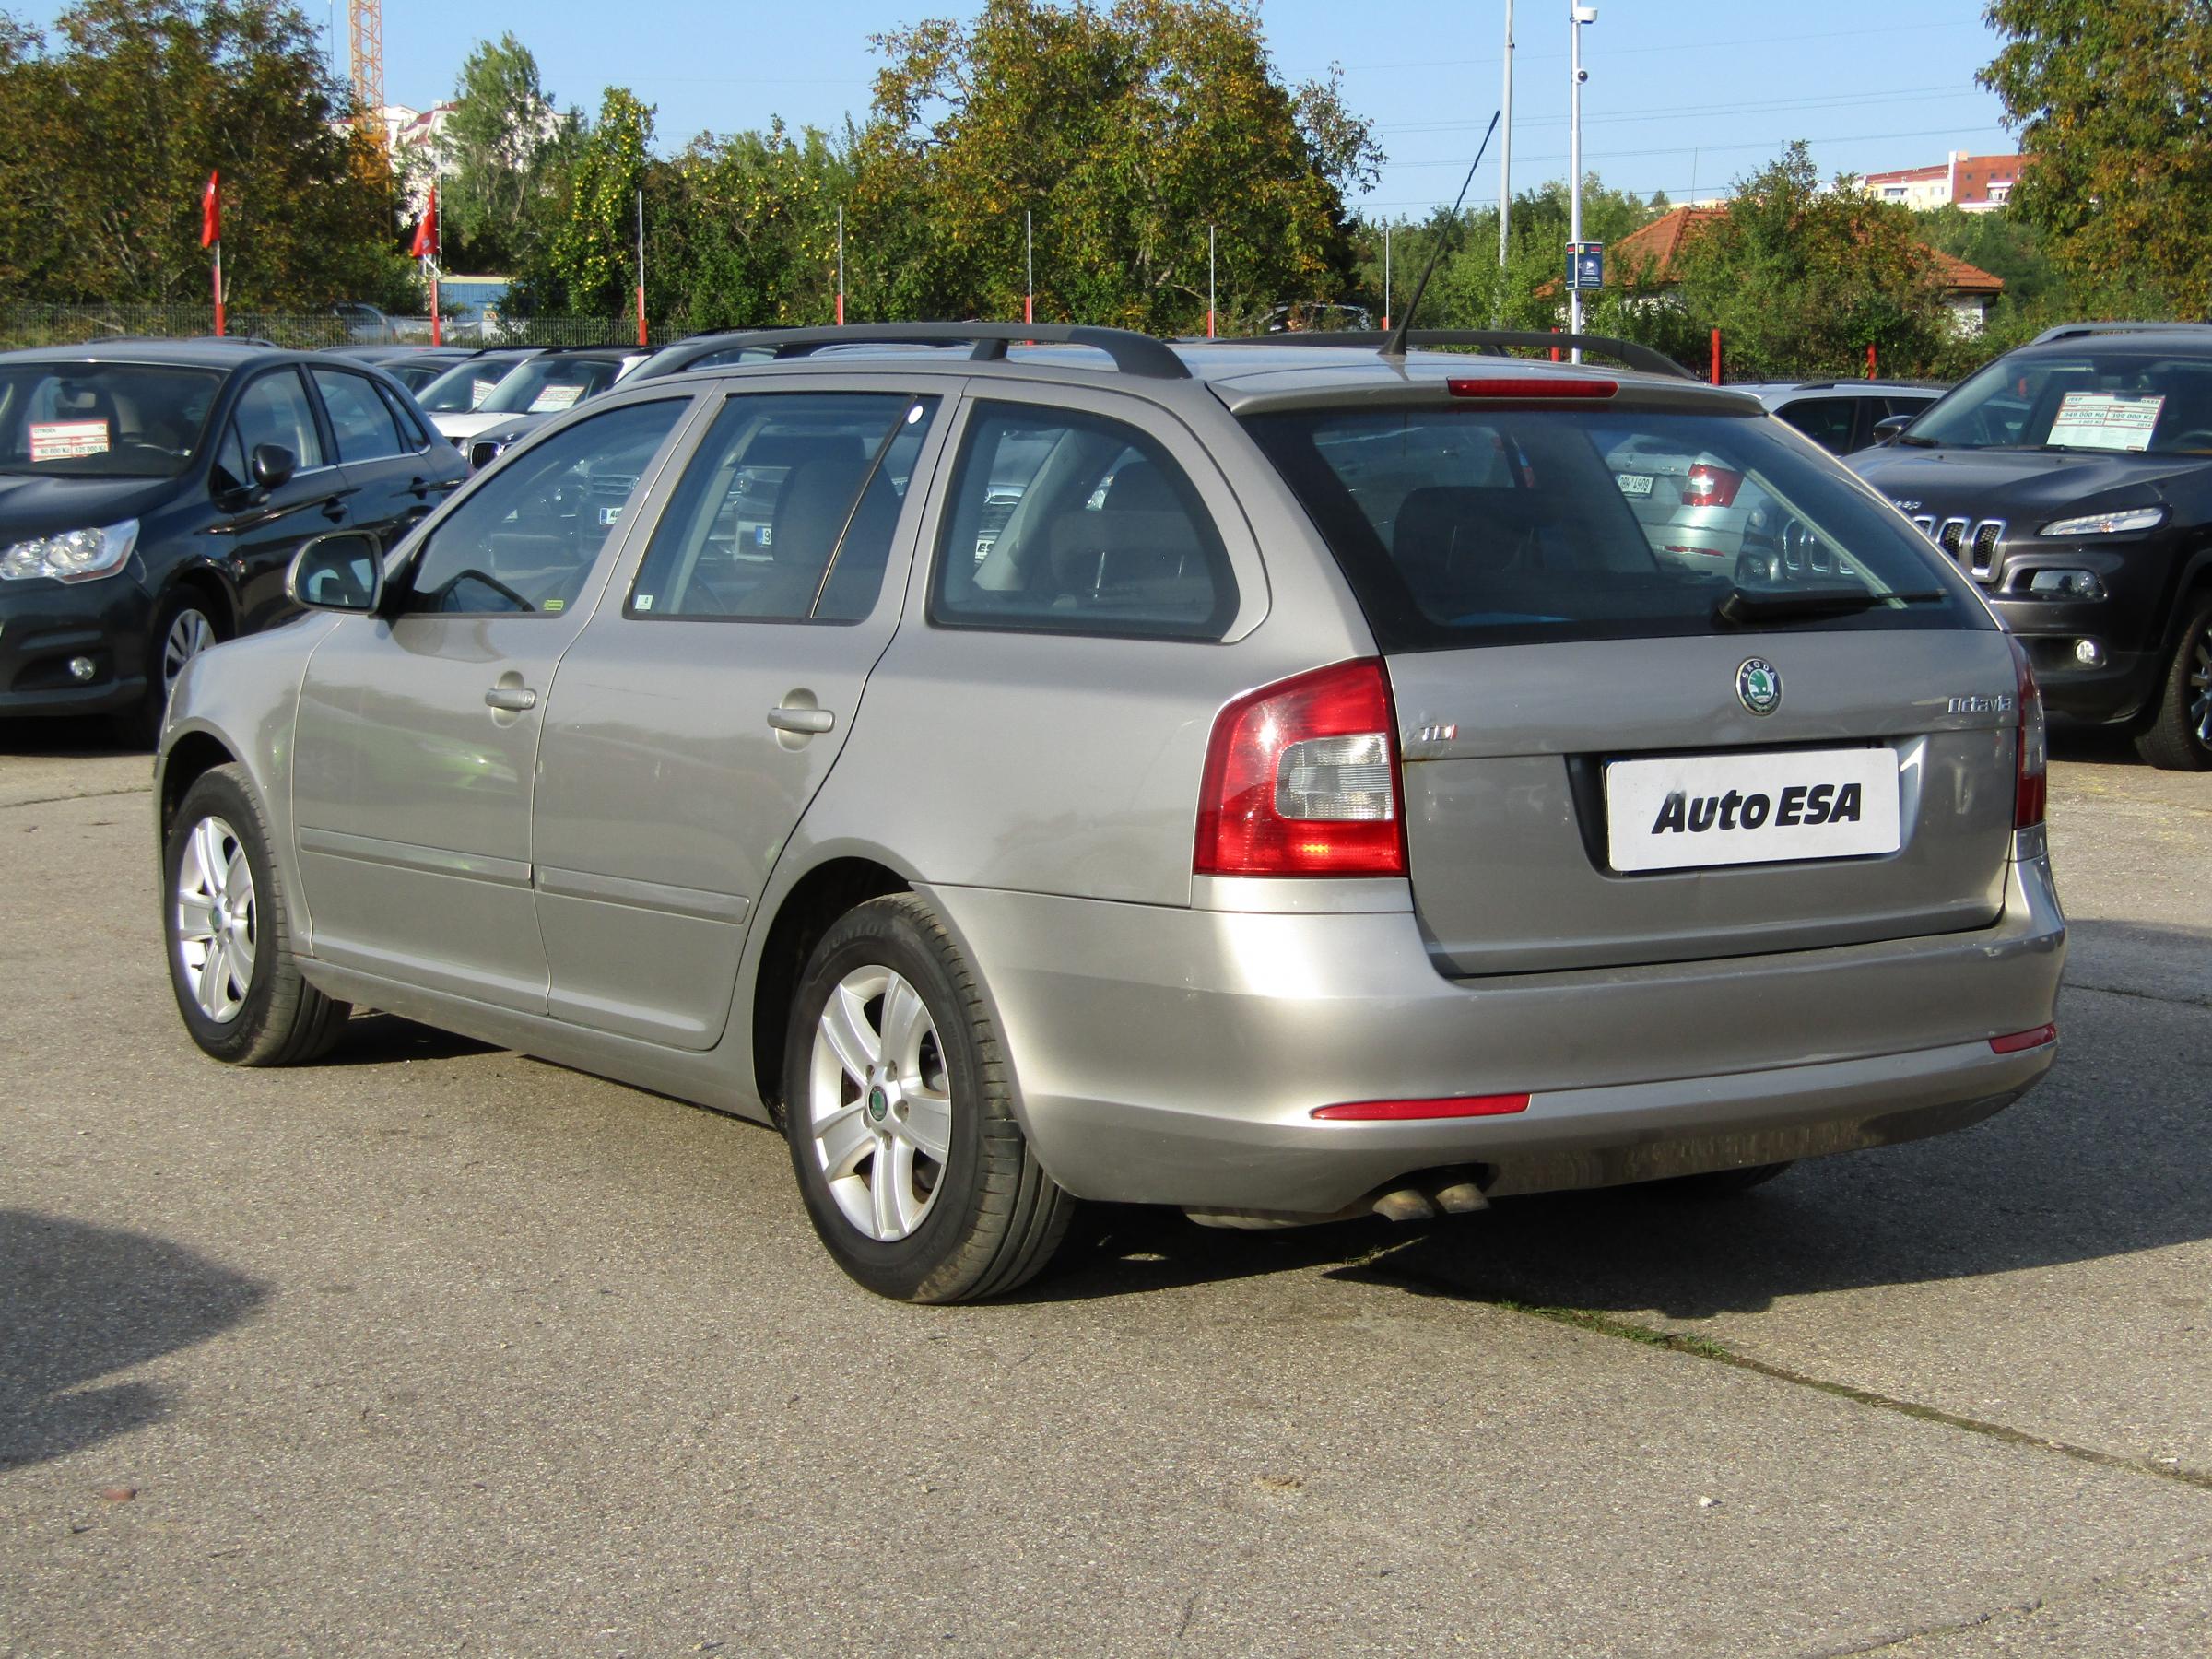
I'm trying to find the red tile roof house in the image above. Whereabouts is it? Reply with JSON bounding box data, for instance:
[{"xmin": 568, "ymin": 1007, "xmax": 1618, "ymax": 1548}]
[{"xmin": 1590, "ymin": 206, "xmax": 2006, "ymax": 335}]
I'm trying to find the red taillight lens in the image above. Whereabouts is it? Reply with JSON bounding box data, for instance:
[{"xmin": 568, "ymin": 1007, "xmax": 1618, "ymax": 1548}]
[
  {"xmin": 1447, "ymin": 376, "xmax": 1617, "ymax": 399},
  {"xmin": 1681, "ymin": 463, "xmax": 1743, "ymax": 508},
  {"xmin": 1989, "ymin": 1023, "xmax": 2057, "ymax": 1054},
  {"xmin": 1194, "ymin": 658, "xmax": 1406, "ymax": 877},
  {"xmin": 1312, "ymin": 1093, "xmax": 1531, "ymax": 1121},
  {"xmin": 2012, "ymin": 637, "xmax": 2046, "ymax": 830}
]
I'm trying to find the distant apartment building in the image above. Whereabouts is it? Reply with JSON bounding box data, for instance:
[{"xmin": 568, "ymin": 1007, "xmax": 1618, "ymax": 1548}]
[{"xmin": 1862, "ymin": 153, "xmax": 2027, "ymax": 214}]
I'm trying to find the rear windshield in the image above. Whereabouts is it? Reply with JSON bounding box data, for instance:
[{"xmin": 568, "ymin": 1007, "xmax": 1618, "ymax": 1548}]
[
  {"xmin": 0, "ymin": 361, "xmax": 220, "ymax": 477},
  {"xmin": 1241, "ymin": 406, "xmax": 1986, "ymax": 650}
]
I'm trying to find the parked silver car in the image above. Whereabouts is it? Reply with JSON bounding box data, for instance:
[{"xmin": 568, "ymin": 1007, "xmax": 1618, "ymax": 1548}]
[{"xmin": 154, "ymin": 324, "xmax": 2065, "ymax": 1302}]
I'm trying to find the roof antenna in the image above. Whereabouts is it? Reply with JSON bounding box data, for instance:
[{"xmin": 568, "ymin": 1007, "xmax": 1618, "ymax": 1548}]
[{"xmin": 1382, "ymin": 110, "xmax": 1501, "ymax": 359}]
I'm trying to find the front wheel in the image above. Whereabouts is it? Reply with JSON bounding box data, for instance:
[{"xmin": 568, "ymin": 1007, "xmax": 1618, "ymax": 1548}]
[
  {"xmin": 116, "ymin": 589, "xmax": 225, "ymax": 749},
  {"xmin": 782, "ymin": 893, "xmax": 1075, "ymax": 1302},
  {"xmin": 163, "ymin": 764, "xmax": 351, "ymax": 1065},
  {"xmin": 2134, "ymin": 599, "xmax": 2212, "ymax": 771}
]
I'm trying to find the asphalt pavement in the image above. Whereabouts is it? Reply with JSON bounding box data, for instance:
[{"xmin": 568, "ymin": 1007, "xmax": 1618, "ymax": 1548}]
[{"xmin": 2, "ymin": 723, "xmax": 2206, "ymax": 1656}]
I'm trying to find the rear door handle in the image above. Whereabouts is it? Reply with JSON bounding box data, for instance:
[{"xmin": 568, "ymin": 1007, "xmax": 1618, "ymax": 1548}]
[
  {"xmin": 765, "ymin": 707, "xmax": 834, "ymax": 735},
  {"xmin": 485, "ymin": 685, "xmax": 538, "ymax": 712}
]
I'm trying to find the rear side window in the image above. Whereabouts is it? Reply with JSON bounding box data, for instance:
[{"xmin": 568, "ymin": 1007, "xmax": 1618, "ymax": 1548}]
[
  {"xmin": 230, "ymin": 369, "xmax": 324, "ymax": 474},
  {"xmin": 1241, "ymin": 406, "xmax": 1984, "ymax": 651},
  {"xmin": 930, "ymin": 403, "xmax": 1235, "ymax": 640},
  {"xmin": 626, "ymin": 393, "xmax": 937, "ymax": 622},
  {"xmin": 1775, "ymin": 397, "xmax": 1857, "ymax": 453},
  {"xmin": 312, "ymin": 369, "xmax": 405, "ymax": 462}
]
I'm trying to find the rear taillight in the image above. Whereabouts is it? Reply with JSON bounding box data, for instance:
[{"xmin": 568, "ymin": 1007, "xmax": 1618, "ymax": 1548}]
[
  {"xmin": 2012, "ymin": 636, "xmax": 2046, "ymax": 830},
  {"xmin": 1194, "ymin": 658, "xmax": 1406, "ymax": 877},
  {"xmin": 1681, "ymin": 464, "xmax": 1743, "ymax": 508}
]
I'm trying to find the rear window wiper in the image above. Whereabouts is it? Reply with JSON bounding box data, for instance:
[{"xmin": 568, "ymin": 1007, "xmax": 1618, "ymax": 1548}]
[{"xmin": 1714, "ymin": 586, "xmax": 1946, "ymax": 626}]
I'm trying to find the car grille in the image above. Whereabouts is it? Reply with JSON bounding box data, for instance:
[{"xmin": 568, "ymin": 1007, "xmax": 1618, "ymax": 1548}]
[{"xmin": 1911, "ymin": 514, "xmax": 2004, "ymax": 582}]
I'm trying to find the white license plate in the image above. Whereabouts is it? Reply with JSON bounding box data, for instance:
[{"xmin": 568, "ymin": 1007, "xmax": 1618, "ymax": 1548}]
[
  {"xmin": 1605, "ymin": 747, "xmax": 1901, "ymax": 873},
  {"xmin": 1615, "ymin": 472, "xmax": 1655, "ymax": 497}
]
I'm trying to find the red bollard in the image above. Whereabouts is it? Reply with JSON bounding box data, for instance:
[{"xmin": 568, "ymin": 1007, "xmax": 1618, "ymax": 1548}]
[
  {"xmin": 1866, "ymin": 343, "xmax": 1877, "ymax": 381},
  {"xmin": 1711, "ymin": 327, "xmax": 1721, "ymax": 386}
]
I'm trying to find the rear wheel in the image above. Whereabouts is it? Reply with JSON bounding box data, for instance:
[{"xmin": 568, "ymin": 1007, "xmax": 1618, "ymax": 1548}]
[
  {"xmin": 163, "ymin": 764, "xmax": 351, "ymax": 1065},
  {"xmin": 782, "ymin": 893, "xmax": 1075, "ymax": 1302},
  {"xmin": 2134, "ymin": 598, "xmax": 2212, "ymax": 771}
]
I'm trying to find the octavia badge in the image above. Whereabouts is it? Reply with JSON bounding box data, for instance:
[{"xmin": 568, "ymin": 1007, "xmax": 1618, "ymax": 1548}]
[{"xmin": 1736, "ymin": 658, "xmax": 1782, "ymax": 716}]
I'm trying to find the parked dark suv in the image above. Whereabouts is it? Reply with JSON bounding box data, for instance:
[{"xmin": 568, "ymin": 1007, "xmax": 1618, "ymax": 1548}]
[
  {"xmin": 1852, "ymin": 323, "xmax": 2212, "ymax": 769},
  {"xmin": 0, "ymin": 338, "xmax": 466, "ymax": 740}
]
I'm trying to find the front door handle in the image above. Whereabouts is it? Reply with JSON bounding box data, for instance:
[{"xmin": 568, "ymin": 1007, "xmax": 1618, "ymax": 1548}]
[
  {"xmin": 766, "ymin": 706, "xmax": 834, "ymax": 735},
  {"xmin": 485, "ymin": 684, "xmax": 538, "ymax": 712},
  {"xmin": 319, "ymin": 495, "xmax": 347, "ymax": 523}
]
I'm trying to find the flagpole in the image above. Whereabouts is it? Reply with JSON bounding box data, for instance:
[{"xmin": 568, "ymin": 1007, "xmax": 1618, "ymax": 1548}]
[
  {"xmin": 836, "ymin": 204, "xmax": 845, "ymax": 325},
  {"xmin": 1382, "ymin": 224, "xmax": 1392, "ymax": 331},
  {"xmin": 635, "ymin": 187, "xmax": 647, "ymax": 347},
  {"xmin": 212, "ymin": 241, "xmax": 224, "ymax": 338},
  {"xmin": 1024, "ymin": 209, "xmax": 1033, "ymax": 326},
  {"xmin": 429, "ymin": 171, "xmax": 442, "ymax": 346},
  {"xmin": 1207, "ymin": 224, "xmax": 1216, "ymax": 339}
]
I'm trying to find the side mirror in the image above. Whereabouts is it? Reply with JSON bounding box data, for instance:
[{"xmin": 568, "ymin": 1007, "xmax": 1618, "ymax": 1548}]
[
  {"xmin": 287, "ymin": 530, "xmax": 383, "ymax": 614},
  {"xmin": 251, "ymin": 443, "xmax": 296, "ymax": 491},
  {"xmin": 1870, "ymin": 414, "xmax": 1912, "ymax": 446}
]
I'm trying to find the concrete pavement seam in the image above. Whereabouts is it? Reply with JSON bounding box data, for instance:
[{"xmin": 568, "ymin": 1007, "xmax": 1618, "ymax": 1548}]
[
  {"xmin": 0, "ymin": 785, "xmax": 151, "ymax": 811},
  {"xmin": 2065, "ymin": 979, "xmax": 2212, "ymax": 1013},
  {"xmin": 1367, "ymin": 1268, "xmax": 2212, "ymax": 1499}
]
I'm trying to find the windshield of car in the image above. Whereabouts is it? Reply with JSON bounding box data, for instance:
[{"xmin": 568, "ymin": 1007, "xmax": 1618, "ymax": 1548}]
[
  {"xmin": 478, "ymin": 355, "xmax": 627, "ymax": 415},
  {"xmin": 385, "ymin": 359, "xmax": 457, "ymax": 393},
  {"xmin": 1903, "ymin": 350, "xmax": 2212, "ymax": 453},
  {"xmin": 1241, "ymin": 406, "xmax": 1983, "ymax": 650},
  {"xmin": 0, "ymin": 362, "xmax": 222, "ymax": 477},
  {"xmin": 415, "ymin": 353, "xmax": 533, "ymax": 413}
]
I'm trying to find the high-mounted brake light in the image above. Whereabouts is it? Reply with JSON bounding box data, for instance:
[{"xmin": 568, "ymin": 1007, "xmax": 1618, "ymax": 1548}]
[
  {"xmin": 1681, "ymin": 463, "xmax": 1744, "ymax": 508},
  {"xmin": 1446, "ymin": 376, "xmax": 1617, "ymax": 400},
  {"xmin": 2011, "ymin": 636, "xmax": 2046, "ymax": 830},
  {"xmin": 1312, "ymin": 1094, "xmax": 1531, "ymax": 1122},
  {"xmin": 1194, "ymin": 658, "xmax": 1406, "ymax": 877}
]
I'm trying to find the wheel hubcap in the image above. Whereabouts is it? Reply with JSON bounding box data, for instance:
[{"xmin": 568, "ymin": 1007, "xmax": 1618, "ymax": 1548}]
[
  {"xmin": 162, "ymin": 607, "xmax": 216, "ymax": 693},
  {"xmin": 2189, "ymin": 623, "xmax": 2211, "ymax": 747},
  {"xmin": 173, "ymin": 814, "xmax": 256, "ymax": 1023},
  {"xmin": 807, "ymin": 966, "xmax": 952, "ymax": 1242}
]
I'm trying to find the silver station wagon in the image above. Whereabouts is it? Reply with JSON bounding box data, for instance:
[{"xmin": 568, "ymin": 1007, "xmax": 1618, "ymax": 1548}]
[{"xmin": 155, "ymin": 324, "xmax": 2066, "ymax": 1302}]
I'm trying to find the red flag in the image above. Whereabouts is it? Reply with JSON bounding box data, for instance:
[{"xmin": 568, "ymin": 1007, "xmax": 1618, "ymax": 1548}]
[
  {"xmin": 410, "ymin": 183, "xmax": 439, "ymax": 261},
  {"xmin": 201, "ymin": 171, "xmax": 219, "ymax": 249}
]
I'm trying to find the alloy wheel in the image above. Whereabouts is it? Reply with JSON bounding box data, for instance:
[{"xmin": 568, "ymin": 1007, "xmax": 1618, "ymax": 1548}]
[
  {"xmin": 2191, "ymin": 621, "xmax": 2212, "ymax": 749},
  {"xmin": 173, "ymin": 814, "xmax": 257, "ymax": 1023},
  {"xmin": 161, "ymin": 606, "xmax": 217, "ymax": 695},
  {"xmin": 806, "ymin": 965, "xmax": 954, "ymax": 1241}
]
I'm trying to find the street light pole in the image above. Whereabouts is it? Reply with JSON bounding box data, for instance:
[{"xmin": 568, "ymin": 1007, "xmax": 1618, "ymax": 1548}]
[{"xmin": 1568, "ymin": 3, "xmax": 1595, "ymax": 362}]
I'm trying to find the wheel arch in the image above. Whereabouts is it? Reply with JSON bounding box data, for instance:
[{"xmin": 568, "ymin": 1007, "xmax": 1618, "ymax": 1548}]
[
  {"xmin": 158, "ymin": 726, "xmax": 242, "ymax": 844},
  {"xmin": 747, "ymin": 855, "xmax": 912, "ymax": 1121},
  {"xmin": 163, "ymin": 561, "xmax": 241, "ymax": 638}
]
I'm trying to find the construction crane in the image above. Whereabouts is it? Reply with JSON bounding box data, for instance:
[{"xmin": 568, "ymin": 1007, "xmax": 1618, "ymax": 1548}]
[{"xmin": 349, "ymin": 0, "xmax": 384, "ymax": 156}]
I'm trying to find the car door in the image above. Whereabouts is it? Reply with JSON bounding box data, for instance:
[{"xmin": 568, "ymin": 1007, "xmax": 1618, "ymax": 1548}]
[
  {"xmin": 206, "ymin": 367, "xmax": 351, "ymax": 633},
  {"xmin": 309, "ymin": 365, "xmax": 460, "ymax": 548},
  {"xmin": 528, "ymin": 382, "xmax": 951, "ymax": 1048},
  {"xmin": 290, "ymin": 394, "xmax": 698, "ymax": 1013}
]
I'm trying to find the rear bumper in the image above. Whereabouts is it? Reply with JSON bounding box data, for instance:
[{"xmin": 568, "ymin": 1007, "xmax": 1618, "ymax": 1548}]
[{"xmin": 921, "ymin": 839, "xmax": 2065, "ymax": 1213}]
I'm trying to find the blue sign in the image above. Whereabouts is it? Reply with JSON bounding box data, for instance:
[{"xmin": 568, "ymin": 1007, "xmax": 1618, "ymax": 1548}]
[{"xmin": 1566, "ymin": 241, "xmax": 1605, "ymax": 291}]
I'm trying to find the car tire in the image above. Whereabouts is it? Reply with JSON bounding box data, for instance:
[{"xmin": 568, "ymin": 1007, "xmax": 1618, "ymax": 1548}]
[
  {"xmin": 1635, "ymin": 1160, "xmax": 1794, "ymax": 1199},
  {"xmin": 2133, "ymin": 597, "xmax": 2212, "ymax": 771},
  {"xmin": 163, "ymin": 763, "xmax": 352, "ymax": 1066},
  {"xmin": 782, "ymin": 893, "xmax": 1076, "ymax": 1302},
  {"xmin": 117, "ymin": 587, "xmax": 226, "ymax": 750}
]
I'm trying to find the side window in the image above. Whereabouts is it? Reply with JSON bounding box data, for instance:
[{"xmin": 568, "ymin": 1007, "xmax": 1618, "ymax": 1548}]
[
  {"xmin": 312, "ymin": 369, "xmax": 405, "ymax": 462},
  {"xmin": 229, "ymin": 369, "xmax": 324, "ymax": 475},
  {"xmin": 375, "ymin": 379, "xmax": 432, "ymax": 450},
  {"xmin": 628, "ymin": 393, "xmax": 937, "ymax": 622},
  {"xmin": 1775, "ymin": 397, "xmax": 1859, "ymax": 454},
  {"xmin": 930, "ymin": 403, "xmax": 1236, "ymax": 640},
  {"xmin": 396, "ymin": 399, "xmax": 687, "ymax": 618}
]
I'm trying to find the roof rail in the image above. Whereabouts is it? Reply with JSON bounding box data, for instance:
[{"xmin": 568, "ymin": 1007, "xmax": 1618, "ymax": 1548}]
[
  {"xmin": 651, "ymin": 322, "xmax": 1192, "ymax": 381},
  {"xmin": 2029, "ymin": 321, "xmax": 2212, "ymax": 347},
  {"xmin": 1199, "ymin": 328, "xmax": 1695, "ymax": 382}
]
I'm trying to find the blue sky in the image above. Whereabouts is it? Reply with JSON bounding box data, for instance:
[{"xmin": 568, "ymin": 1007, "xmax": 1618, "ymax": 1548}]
[{"xmin": 69, "ymin": 0, "xmax": 2027, "ymax": 218}]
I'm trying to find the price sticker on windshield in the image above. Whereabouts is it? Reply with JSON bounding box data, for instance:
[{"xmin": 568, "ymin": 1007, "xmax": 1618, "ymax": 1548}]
[
  {"xmin": 29, "ymin": 420, "xmax": 110, "ymax": 461},
  {"xmin": 2047, "ymin": 391, "xmax": 2162, "ymax": 453}
]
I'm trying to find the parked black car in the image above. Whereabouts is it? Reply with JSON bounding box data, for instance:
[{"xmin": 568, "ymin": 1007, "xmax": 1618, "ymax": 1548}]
[
  {"xmin": 321, "ymin": 344, "xmax": 475, "ymax": 394},
  {"xmin": 1852, "ymin": 323, "xmax": 2212, "ymax": 769},
  {"xmin": 0, "ymin": 338, "xmax": 467, "ymax": 741}
]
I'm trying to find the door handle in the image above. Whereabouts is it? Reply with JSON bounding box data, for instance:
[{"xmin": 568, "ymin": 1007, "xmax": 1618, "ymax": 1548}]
[
  {"xmin": 765, "ymin": 706, "xmax": 834, "ymax": 735},
  {"xmin": 319, "ymin": 496, "xmax": 347, "ymax": 522},
  {"xmin": 484, "ymin": 684, "xmax": 538, "ymax": 712},
  {"xmin": 412, "ymin": 476, "xmax": 462, "ymax": 496}
]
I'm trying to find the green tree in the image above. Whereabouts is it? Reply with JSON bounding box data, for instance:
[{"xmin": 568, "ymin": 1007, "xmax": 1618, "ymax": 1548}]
[
  {"xmin": 848, "ymin": 0, "xmax": 1380, "ymax": 331},
  {"xmin": 0, "ymin": 0, "xmax": 405, "ymax": 307},
  {"xmin": 431, "ymin": 33, "xmax": 573, "ymax": 273},
  {"xmin": 1981, "ymin": 0, "xmax": 2211, "ymax": 317},
  {"xmin": 649, "ymin": 120, "xmax": 849, "ymax": 332},
  {"xmin": 544, "ymin": 86, "xmax": 652, "ymax": 314}
]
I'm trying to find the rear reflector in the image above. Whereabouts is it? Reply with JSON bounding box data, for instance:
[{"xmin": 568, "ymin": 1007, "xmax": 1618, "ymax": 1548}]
[
  {"xmin": 1446, "ymin": 377, "xmax": 1617, "ymax": 399},
  {"xmin": 1312, "ymin": 1094, "xmax": 1532, "ymax": 1122},
  {"xmin": 1989, "ymin": 1024, "xmax": 2057, "ymax": 1054}
]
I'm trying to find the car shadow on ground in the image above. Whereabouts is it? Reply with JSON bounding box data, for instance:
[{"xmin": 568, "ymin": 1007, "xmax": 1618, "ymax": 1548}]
[
  {"xmin": 0, "ymin": 715, "xmax": 142, "ymax": 759},
  {"xmin": 318, "ymin": 1010, "xmax": 498, "ymax": 1066},
  {"xmin": 0, "ymin": 1210, "xmax": 268, "ymax": 1471}
]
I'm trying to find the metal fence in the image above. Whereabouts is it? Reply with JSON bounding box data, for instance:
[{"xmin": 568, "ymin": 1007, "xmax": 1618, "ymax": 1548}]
[{"xmin": 0, "ymin": 303, "xmax": 682, "ymax": 352}]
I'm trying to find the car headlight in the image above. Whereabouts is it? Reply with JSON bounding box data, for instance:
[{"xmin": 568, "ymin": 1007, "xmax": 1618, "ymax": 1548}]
[
  {"xmin": 2038, "ymin": 506, "xmax": 2166, "ymax": 536},
  {"xmin": 0, "ymin": 519, "xmax": 140, "ymax": 583}
]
